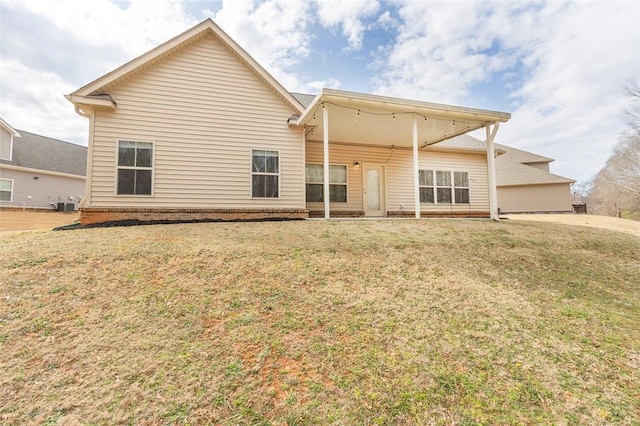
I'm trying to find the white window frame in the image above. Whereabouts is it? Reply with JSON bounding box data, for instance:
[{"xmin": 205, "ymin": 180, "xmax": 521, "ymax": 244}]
[
  {"xmin": 435, "ymin": 170, "xmax": 452, "ymax": 204},
  {"xmin": 115, "ymin": 140, "xmax": 155, "ymax": 196},
  {"xmin": 251, "ymin": 149, "xmax": 281, "ymax": 199},
  {"xmin": 419, "ymin": 169, "xmax": 434, "ymax": 204},
  {"xmin": 453, "ymin": 171, "xmax": 470, "ymax": 204},
  {"xmin": 419, "ymin": 170, "xmax": 470, "ymax": 205},
  {"xmin": 0, "ymin": 178, "xmax": 13, "ymax": 202},
  {"xmin": 305, "ymin": 163, "xmax": 348, "ymax": 203}
]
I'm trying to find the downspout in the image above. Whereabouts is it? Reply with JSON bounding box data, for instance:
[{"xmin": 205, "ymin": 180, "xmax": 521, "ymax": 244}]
[{"xmin": 72, "ymin": 104, "xmax": 94, "ymax": 208}]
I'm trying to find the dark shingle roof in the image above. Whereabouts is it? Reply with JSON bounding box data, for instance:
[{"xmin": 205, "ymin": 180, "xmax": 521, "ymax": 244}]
[
  {"xmin": 291, "ymin": 92, "xmax": 316, "ymax": 108},
  {"xmin": 7, "ymin": 130, "xmax": 87, "ymax": 176}
]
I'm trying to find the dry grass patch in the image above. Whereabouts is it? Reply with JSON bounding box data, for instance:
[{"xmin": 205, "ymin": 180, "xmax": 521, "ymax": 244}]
[
  {"xmin": 0, "ymin": 210, "xmax": 79, "ymax": 233},
  {"xmin": 1, "ymin": 220, "xmax": 639, "ymax": 424}
]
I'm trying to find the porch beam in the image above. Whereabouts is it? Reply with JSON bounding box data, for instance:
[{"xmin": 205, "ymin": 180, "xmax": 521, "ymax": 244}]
[
  {"xmin": 485, "ymin": 122, "xmax": 500, "ymax": 221},
  {"xmin": 323, "ymin": 103, "xmax": 330, "ymax": 219},
  {"xmin": 412, "ymin": 115, "xmax": 420, "ymax": 219}
]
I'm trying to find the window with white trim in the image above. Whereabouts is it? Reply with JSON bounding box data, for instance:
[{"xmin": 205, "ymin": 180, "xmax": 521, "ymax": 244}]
[
  {"xmin": 252, "ymin": 150, "xmax": 279, "ymax": 198},
  {"xmin": 454, "ymin": 171, "xmax": 470, "ymax": 204},
  {"xmin": 436, "ymin": 170, "xmax": 452, "ymax": 203},
  {"xmin": 419, "ymin": 170, "xmax": 434, "ymax": 203},
  {"xmin": 419, "ymin": 170, "xmax": 469, "ymax": 204},
  {"xmin": 0, "ymin": 178, "xmax": 13, "ymax": 202},
  {"xmin": 305, "ymin": 164, "xmax": 347, "ymax": 203},
  {"xmin": 117, "ymin": 141, "xmax": 153, "ymax": 195}
]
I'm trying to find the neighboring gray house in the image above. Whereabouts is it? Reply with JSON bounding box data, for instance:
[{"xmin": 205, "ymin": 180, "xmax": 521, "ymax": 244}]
[
  {"xmin": 0, "ymin": 118, "xmax": 87, "ymax": 211},
  {"xmin": 438, "ymin": 134, "xmax": 575, "ymax": 213}
]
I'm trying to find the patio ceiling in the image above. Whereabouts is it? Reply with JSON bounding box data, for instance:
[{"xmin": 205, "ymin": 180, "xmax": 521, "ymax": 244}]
[{"xmin": 291, "ymin": 89, "xmax": 511, "ymax": 147}]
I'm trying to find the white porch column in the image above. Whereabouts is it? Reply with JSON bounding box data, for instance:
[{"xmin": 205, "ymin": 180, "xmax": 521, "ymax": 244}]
[
  {"xmin": 485, "ymin": 122, "xmax": 500, "ymax": 221},
  {"xmin": 412, "ymin": 115, "xmax": 420, "ymax": 219},
  {"xmin": 323, "ymin": 104, "xmax": 330, "ymax": 219}
]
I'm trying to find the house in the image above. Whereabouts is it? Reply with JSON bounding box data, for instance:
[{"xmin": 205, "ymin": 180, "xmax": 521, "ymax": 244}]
[
  {"xmin": 437, "ymin": 134, "xmax": 576, "ymax": 213},
  {"xmin": 0, "ymin": 118, "xmax": 87, "ymax": 211},
  {"xmin": 494, "ymin": 144, "xmax": 575, "ymax": 213},
  {"xmin": 66, "ymin": 19, "xmax": 510, "ymax": 226}
]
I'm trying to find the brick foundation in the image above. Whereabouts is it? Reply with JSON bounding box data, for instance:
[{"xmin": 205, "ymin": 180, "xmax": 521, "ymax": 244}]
[
  {"xmin": 308, "ymin": 210, "xmax": 365, "ymax": 218},
  {"xmin": 387, "ymin": 210, "xmax": 490, "ymax": 218},
  {"xmin": 79, "ymin": 207, "xmax": 309, "ymax": 226}
]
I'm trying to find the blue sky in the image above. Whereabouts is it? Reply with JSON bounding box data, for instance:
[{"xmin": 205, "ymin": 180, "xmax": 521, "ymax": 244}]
[{"xmin": 1, "ymin": 0, "xmax": 639, "ymax": 184}]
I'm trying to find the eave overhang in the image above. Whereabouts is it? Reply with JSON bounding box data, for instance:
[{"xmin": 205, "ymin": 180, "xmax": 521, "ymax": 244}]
[
  {"xmin": 65, "ymin": 94, "xmax": 116, "ymax": 110},
  {"xmin": 290, "ymin": 88, "xmax": 511, "ymax": 148}
]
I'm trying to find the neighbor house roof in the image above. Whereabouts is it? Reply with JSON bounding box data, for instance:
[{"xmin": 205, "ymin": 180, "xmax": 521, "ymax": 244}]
[
  {"xmin": 0, "ymin": 130, "xmax": 87, "ymax": 176},
  {"xmin": 67, "ymin": 19, "xmax": 304, "ymax": 114},
  {"xmin": 438, "ymin": 135, "xmax": 575, "ymax": 186}
]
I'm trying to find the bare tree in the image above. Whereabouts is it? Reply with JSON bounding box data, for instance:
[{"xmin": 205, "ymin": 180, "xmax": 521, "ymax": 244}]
[
  {"xmin": 622, "ymin": 79, "xmax": 640, "ymax": 131},
  {"xmin": 588, "ymin": 80, "xmax": 640, "ymax": 219},
  {"xmin": 609, "ymin": 133, "xmax": 640, "ymax": 198},
  {"xmin": 589, "ymin": 168, "xmax": 624, "ymax": 217}
]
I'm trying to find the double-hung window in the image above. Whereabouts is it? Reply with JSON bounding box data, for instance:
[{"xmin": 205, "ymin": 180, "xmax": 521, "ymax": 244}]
[
  {"xmin": 305, "ymin": 164, "xmax": 347, "ymax": 203},
  {"xmin": 419, "ymin": 170, "xmax": 470, "ymax": 204},
  {"xmin": 252, "ymin": 150, "xmax": 279, "ymax": 198},
  {"xmin": 436, "ymin": 170, "xmax": 452, "ymax": 203},
  {"xmin": 419, "ymin": 170, "xmax": 434, "ymax": 203},
  {"xmin": 0, "ymin": 178, "xmax": 13, "ymax": 202},
  {"xmin": 117, "ymin": 141, "xmax": 153, "ymax": 195},
  {"xmin": 454, "ymin": 171, "xmax": 470, "ymax": 204}
]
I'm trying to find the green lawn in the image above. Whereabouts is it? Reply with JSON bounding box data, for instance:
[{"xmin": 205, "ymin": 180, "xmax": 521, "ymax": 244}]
[{"xmin": 1, "ymin": 219, "xmax": 639, "ymax": 425}]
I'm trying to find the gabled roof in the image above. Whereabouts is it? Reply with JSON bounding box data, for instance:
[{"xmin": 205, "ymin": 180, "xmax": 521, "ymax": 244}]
[
  {"xmin": 496, "ymin": 160, "xmax": 575, "ymax": 186},
  {"xmin": 438, "ymin": 135, "xmax": 575, "ymax": 186},
  {"xmin": 67, "ymin": 19, "xmax": 304, "ymax": 114},
  {"xmin": 496, "ymin": 144, "xmax": 553, "ymax": 164},
  {"xmin": 1, "ymin": 131, "xmax": 87, "ymax": 176}
]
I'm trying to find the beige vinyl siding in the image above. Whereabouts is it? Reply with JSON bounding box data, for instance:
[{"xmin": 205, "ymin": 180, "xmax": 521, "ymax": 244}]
[
  {"xmin": 498, "ymin": 183, "xmax": 573, "ymax": 213},
  {"xmin": 0, "ymin": 168, "xmax": 85, "ymax": 209},
  {"xmin": 88, "ymin": 33, "xmax": 303, "ymax": 209},
  {"xmin": 305, "ymin": 142, "xmax": 489, "ymax": 213},
  {"xmin": 0, "ymin": 127, "xmax": 12, "ymax": 161}
]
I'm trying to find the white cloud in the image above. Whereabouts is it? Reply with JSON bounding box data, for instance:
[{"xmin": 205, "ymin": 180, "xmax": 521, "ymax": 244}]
[
  {"xmin": 372, "ymin": 1, "xmax": 526, "ymax": 104},
  {"xmin": 374, "ymin": 0, "xmax": 640, "ymax": 182},
  {"xmin": 4, "ymin": 0, "xmax": 196, "ymax": 58},
  {"xmin": 0, "ymin": 59, "xmax": 88, "ymax": 144},
  {"xmin": 306, "ymin": 78, "xmax": 342, "ymax": 92},
  {"xmin": 497, "ymin": 1, "xmax": 640, "ymax": 182},
  {"xmin": 313, "ymin": 0, "xmax": 380, "ymax": 50},
  {"xmin": 206, "ymin": 0, "xmax": 313, "ymax": 92}
]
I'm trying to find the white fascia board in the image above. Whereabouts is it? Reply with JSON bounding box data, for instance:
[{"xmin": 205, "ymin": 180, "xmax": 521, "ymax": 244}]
[
  {"xmin": 323, "ymin": 88, "xmax": 511, "ymax": 123},
  {"xmin": 0, "ymin": 117, "xmax": 20, "ymax": 137},
  {"xmin": 65, "ymin": 94, "xmax": 116, "ymax": 110}
]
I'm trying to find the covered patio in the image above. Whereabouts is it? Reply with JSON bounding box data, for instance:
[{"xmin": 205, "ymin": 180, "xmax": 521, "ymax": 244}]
[{"xmin": 290, "ymin": 89, "xmax": 511, "ymax": 220}]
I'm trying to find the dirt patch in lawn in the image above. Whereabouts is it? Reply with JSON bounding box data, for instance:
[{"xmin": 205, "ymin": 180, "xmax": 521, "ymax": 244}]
[{"xmin": 0, "ymin": 210, "xmax": 79, "ymax": 234}]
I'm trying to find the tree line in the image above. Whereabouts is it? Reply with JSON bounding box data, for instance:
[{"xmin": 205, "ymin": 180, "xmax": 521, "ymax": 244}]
[{"xmin": 580, "ymin": 80, "xmax": 640, "ymax": 220}]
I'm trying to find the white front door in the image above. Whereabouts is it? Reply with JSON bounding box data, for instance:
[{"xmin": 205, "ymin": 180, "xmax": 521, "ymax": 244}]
[{"xmin": 363, "ymin": 164, "xmax": 385, "ymax": 217}]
